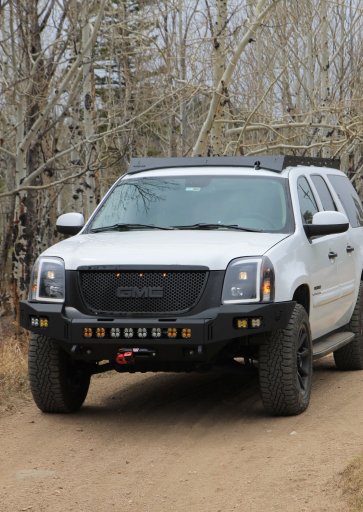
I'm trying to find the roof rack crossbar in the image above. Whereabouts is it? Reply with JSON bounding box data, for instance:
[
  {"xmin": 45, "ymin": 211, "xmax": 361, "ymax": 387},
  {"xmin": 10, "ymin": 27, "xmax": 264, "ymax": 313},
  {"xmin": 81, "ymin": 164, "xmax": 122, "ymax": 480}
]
[{"xmin": 127, "ymin": 155, "xmax": 340, "ymax": 175}]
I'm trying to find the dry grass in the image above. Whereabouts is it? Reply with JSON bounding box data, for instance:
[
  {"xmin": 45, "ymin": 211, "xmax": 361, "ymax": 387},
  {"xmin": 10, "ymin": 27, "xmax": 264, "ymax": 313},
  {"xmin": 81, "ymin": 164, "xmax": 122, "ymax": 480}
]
[
  {"xmin": 339, "ymin": 456, "xmax": 363, "ymax": 511},
  {"xmin": 0, "ymin": 318, "xmax": 29, "ymax": 412}
]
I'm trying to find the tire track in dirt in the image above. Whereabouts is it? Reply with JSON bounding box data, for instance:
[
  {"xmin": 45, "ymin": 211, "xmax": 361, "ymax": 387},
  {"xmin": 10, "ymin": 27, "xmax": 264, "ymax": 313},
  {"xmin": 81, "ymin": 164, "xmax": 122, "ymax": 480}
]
[{"xmin": 1, "ymin": 356, "xmax": 362, "ymax": 512}]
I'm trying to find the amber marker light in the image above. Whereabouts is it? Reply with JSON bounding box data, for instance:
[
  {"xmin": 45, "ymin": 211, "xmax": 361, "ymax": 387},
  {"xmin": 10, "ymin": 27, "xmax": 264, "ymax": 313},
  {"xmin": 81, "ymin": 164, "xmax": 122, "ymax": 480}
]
[
  {"xmin": 83, "ymin": 327, "xmax": 93, "ymax": 338},
  {"xmin": 39, "ymin": 317, "xmax": 49, "ymax": 328},
  {"xmin": 262, "ymin": 278, "xmax": 271, "ymax": 300},
  {"xmin": 167, "ymin": 328, "xmax": 177, "ymax": 338},
  {"xmin": 181, "ymin": 328, "xmax": 192, "ymax": 339},
  {"xmin": 96, "ymin": 327, "xmax": 106, "ymax": 339},
  {"xmin": 236, "ymin": 318, "xmax": 248, "ymax": 329},
  {"xmin": 261, "ymin": 261, "xmax": 274, "ymax": 302}
]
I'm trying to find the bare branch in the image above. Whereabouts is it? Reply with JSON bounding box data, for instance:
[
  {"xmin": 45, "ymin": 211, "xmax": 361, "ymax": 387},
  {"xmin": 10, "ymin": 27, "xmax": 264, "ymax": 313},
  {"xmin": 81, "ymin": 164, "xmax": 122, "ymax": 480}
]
[
  {"xmin": 0, "ymin": 168, "xmax": 90, "ymax": 199},
  {"xmin": 192, "ymin": 0, "xmax": 283, "ymax": 156}
]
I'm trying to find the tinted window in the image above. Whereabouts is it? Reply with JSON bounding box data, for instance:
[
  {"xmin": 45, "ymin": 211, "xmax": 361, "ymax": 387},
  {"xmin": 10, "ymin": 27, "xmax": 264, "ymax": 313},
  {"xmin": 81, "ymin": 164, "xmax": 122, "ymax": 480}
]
[
  {"xmin": 311, "ymin": 175, "xmax": 336, "ymax": 211},
  {"xmin": 89, "ymin": 175, "xmax": 294, "ymax": 233},
  {"xmin": 328, "ymin": 175, "xmax": 363, "ymax": 228},
  {"xmin": 297, "ymin": 176, "xmax": 318, "ymax": 224}
]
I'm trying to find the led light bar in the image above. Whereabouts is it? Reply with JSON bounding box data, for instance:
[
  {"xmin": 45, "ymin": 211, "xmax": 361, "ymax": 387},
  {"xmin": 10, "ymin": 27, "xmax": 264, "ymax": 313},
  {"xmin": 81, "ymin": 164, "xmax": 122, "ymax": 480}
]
[
  {"xmin": 80, "ymin": 326, "xmax": 193, "ymax": 340},
  {"xmin": 30, "ymin": 316, "xmax": 49, "ymax": 328},
  {"xmin": 235, "ymin": 317, "xmax": 263, "ymax": 329}
]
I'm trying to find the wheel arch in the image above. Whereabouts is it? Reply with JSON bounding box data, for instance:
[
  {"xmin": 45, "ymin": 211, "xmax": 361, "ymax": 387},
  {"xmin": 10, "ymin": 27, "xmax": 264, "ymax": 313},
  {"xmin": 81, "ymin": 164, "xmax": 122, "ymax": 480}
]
[{"xmin": 293, "ymin": 284, "xmax": 310, "ymax": 316}]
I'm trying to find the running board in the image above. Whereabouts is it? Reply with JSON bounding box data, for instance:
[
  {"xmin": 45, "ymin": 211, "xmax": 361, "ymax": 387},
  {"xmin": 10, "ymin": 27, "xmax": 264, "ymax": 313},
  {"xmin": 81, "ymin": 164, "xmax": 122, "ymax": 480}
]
[{"xmin": 313, "ymin": 331, "xmax": 355, "ymax": 361}]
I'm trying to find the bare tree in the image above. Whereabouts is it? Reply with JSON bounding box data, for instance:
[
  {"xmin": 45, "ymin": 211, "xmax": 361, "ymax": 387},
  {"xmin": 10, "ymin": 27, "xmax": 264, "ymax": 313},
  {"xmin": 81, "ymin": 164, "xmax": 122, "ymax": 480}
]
[
  {"xmin": 192, "ymin": 0, "xmax": 283, "ymax": 156},
  {"xmin": 0, "ymin": 0, "xmax": 107, "ymax": 310},
  {"xmin": 1, "ymin": 0, "xmax": 363, "ymax": 317}
]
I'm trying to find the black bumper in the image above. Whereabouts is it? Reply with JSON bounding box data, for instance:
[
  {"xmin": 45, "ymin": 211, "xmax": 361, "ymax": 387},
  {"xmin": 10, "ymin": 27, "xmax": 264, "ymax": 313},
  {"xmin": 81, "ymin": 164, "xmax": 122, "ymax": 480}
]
[{"xmin": 20, "ymin": 300, "xmax": 295, "ymax": 365}]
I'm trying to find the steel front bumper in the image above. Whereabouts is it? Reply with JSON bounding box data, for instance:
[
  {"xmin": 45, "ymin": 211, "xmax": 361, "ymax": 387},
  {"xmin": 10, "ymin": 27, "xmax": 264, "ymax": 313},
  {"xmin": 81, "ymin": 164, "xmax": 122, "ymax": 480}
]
[{"xmin": 20, "ymin": 300, "xmax": 295, "ymax": 364}]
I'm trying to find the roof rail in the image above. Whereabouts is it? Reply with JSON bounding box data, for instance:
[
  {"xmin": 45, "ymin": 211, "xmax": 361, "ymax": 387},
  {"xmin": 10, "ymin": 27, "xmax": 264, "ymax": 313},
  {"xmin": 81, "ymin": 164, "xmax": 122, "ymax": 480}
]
[{"xmin": 127, "ymin": 155, "xmax": 341, "ymax": 175}]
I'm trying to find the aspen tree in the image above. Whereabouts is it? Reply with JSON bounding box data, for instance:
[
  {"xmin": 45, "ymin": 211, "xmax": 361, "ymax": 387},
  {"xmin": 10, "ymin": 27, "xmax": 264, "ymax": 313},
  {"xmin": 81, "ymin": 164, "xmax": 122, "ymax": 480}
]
[{"xmin": 192, "ymin": 0, "xmax": 282, "ymax": 156}]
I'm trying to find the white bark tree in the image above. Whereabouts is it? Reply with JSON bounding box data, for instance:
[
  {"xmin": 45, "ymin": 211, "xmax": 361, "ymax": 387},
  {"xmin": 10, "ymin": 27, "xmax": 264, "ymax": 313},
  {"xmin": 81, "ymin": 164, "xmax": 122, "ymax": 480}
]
[
  {"xmin": 0, "ymin": 0, "xmax": 107, "ymax": 309},
  {"xmin": 1, "ymin": 0, "xmax": 363, "ymax": 316},
  {"xmin": 192, "ymin": 0, "xmax": 283, "ymax": 156}
]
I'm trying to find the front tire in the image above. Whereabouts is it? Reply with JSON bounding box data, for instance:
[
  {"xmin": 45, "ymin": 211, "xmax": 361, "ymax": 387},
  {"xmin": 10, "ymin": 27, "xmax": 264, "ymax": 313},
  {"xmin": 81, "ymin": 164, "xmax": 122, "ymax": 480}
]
[
  {"xmin": 334, "ymin": 282, "xmax": 363, "ymax": 370},
  {"xmin": 28, "ymin": 334, "xmax": 91, "ymax": 413},
  {"xmin": 259, "ymin": 304, "xmax": 313, "ymax": 416}
]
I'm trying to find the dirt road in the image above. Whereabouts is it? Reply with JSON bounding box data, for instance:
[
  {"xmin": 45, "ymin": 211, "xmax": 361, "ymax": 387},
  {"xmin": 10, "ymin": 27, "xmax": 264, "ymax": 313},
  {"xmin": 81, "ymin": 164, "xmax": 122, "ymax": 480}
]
[{"xmin": 1, "ymin": 356, "xmax": 362, "ymax": 512}]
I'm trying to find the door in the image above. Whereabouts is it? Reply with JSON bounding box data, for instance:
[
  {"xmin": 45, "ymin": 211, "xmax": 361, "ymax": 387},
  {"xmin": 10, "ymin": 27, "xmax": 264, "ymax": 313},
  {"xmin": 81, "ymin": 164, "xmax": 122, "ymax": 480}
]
[
  {"xmin": 326, "ymin": 174, "xmax": 362, "ymax": 320},
  {"xmin": 297, "ymin": 176, "xmax": 344, "ymax": 338}
]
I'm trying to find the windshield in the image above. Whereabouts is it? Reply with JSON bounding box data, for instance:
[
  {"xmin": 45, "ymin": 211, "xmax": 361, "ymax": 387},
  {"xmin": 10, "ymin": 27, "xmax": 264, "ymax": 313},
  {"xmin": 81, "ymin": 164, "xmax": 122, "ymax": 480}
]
[{"xmin": 87, "ymin": 175, "xmax": 293, "ymax": 233}]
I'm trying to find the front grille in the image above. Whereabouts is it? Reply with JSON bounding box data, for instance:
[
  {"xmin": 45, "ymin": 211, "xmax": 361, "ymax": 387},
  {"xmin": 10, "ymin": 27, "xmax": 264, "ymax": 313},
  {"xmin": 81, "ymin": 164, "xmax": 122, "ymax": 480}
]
[{"xmin": 78, "ymin": 270, "xmax": 208, "ymax": 315}]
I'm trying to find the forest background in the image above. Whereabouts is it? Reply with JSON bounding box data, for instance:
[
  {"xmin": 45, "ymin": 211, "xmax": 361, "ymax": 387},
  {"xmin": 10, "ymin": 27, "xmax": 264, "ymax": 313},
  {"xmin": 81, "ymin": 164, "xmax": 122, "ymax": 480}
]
[
  {"xmin": 0, "ymin": 0, "xmax": 362, "ymax": 318},
  {"xmin": 1, "ymin": 3, "xmax": 363, "ymax": 504}
]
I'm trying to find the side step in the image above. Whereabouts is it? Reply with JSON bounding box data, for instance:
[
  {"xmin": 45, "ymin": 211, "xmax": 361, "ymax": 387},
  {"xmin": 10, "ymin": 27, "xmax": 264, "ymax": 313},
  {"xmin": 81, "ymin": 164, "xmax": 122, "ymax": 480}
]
[{"xmin": 313, "ymin": 331, "xmax": 355, "ymax": 361}]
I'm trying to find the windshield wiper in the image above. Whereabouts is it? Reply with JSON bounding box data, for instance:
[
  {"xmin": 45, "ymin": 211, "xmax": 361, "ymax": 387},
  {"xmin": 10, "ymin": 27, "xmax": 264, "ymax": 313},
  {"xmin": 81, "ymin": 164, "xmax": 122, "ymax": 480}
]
[
  {"xmin": 172, "ymin": 223, "xmax": 262, "ymax": 232},
  {"xmin": 90, "ymin": 223, "xmax": 174, "ymax": 233}
]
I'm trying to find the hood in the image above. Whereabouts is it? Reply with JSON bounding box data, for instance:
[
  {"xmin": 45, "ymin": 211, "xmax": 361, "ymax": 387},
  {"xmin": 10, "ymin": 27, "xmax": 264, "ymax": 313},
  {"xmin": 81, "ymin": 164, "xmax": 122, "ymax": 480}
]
[{"xmin": 43, "ymin": 231, "xmax": 289, "ymax": 271}]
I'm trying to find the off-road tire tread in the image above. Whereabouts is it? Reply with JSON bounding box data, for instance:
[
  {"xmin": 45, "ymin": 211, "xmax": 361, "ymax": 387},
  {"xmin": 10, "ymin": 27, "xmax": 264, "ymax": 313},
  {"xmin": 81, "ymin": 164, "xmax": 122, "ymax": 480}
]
[
  {"xmin": 28, "ymin": 333, "xmax": 90, "ymax": 413},
  {"xmin": 259, "ymin": 304, "xmax": 312, "ymax": 416},
  {"xmin": 334, "ymin": 282, "xmax": 363, "ymax": 371}
]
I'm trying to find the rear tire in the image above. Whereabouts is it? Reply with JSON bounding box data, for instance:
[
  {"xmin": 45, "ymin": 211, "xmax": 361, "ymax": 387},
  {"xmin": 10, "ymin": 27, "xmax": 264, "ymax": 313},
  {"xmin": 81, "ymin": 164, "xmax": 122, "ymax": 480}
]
[
  {"xmin": 259, "ymin": 304, "xmax": 312, "ymax": 416},
  {"xmin": 28, "ymin": 333, "xmax": 90, "ymax": 413},
  {"xmin": 334, "ymin": 282, "xmax": 363, "ymax": 370}
]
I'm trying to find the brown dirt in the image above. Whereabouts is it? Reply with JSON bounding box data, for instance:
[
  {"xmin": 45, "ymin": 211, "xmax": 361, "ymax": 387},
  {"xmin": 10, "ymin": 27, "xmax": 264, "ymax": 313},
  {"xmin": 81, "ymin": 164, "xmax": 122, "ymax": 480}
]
[
  {"xmin": 340, "ymin": 454, "xmax": 363, "ymax": 511},
  {"xmin": 1, "ymin": 355, "xmax": 362, "ymax": 512}
]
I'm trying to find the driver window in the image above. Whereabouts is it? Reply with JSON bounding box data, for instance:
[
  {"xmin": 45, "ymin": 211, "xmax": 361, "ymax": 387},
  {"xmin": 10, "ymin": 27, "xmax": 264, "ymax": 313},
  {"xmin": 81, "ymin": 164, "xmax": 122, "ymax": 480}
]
[{"xmin": 297, "ymin": 176, "xmax": 319, "ymax": 224}]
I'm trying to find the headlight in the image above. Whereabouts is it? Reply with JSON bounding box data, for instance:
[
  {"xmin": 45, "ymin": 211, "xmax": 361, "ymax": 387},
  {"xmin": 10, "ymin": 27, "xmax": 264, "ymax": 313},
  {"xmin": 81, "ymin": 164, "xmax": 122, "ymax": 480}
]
[
  {"xmin": 29, "ymin": 257, "xmax": 65, "ymax": 303},
  {"xmin": 222, "ymin": 257, "xmax": 274, "ymax": 304}
]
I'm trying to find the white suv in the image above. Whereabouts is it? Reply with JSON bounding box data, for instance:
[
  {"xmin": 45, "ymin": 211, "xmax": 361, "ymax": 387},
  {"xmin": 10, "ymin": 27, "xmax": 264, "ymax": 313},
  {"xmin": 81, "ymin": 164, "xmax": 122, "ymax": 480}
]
[{"xmin": 20, "ymin": 156, "xmax": 363, "ymax": 416}]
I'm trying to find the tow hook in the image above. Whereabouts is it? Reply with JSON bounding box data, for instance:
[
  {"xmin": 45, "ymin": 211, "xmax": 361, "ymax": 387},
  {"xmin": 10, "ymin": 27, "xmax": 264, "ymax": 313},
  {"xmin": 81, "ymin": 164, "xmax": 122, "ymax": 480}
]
[
  {"xmin": 115, "ymin": 351, "xmax": 135, "ymax": 365},
  {"xmin": 115, "ymin": 348, "xmax": 157, "ymax": 365}
]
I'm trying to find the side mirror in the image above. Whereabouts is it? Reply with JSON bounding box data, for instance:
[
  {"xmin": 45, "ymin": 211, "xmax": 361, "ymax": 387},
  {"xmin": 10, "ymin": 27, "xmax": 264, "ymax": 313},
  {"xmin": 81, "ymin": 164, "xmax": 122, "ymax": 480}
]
[
  {"xmin": 56, "ymin": 213, "xmax": 85, "ymax": 235},
  {"xmin": 304, "ymin": 211, "xmax": 349, "ymax": 238}
]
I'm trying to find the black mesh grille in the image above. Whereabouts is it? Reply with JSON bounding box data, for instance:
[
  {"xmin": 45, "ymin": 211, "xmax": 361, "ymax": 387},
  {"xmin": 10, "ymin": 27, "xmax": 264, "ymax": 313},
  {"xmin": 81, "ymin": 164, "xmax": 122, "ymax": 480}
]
[{"xmin": 78, "ymin": 270, "xmax": 208, "ymax": 315}]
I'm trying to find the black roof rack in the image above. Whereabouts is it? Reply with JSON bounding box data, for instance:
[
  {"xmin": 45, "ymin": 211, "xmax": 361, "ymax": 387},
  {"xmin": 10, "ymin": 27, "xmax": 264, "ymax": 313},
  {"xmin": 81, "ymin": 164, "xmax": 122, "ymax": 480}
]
[{"xmin": 127, "ymin": 155, "xmax": 340, "ymax": 175}]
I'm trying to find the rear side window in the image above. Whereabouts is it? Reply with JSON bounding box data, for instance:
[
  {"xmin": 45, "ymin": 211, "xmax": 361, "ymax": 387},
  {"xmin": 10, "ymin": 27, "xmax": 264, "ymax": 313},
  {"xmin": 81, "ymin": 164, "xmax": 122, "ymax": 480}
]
[
  {"xmin": 297, "ymin": 176, "xmax": 318, "ymax": 224},
  {"xmin": 328, "ymin": 175, "xmax": 363, "ymax": 228},
  {"xmin": 311, "ymin": 175, "xmax": 337, "ymax": 211}
]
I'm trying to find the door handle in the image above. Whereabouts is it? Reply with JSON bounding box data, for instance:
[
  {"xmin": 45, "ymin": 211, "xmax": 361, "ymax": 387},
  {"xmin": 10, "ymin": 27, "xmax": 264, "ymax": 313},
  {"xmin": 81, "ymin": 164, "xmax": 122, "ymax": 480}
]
[
  {"xmin": 328, "ymin": 251, "xmax": 338, "ymax": 260},
  {"xmin": 346, "ymin": 245, "xmax": 355, "ymax": 253}
]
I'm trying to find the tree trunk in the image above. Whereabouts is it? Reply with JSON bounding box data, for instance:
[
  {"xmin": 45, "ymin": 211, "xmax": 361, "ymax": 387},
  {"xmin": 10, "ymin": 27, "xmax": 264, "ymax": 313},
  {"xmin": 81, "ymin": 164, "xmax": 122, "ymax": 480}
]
[
  {"xmin": 81, "ymin": 1, "xmax": 97, "ymax": 220},
  {"xmin": 319, "ymin": 0, "xmax": 330, "ymax": 158},
  {"xmin": 210, "ymin": 0, "xmax": 228, "ymax": 156}
]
